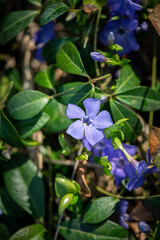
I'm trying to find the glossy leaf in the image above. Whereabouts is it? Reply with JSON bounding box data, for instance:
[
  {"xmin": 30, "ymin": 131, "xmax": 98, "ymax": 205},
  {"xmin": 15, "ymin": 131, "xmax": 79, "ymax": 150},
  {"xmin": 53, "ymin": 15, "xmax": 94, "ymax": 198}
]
[
  {"xmin": 58, "ymin": 193, "xmax": 74, "ymax": 215},
  {"xmin": 55, "ymin": 82, "xmax": 93, "ymax": 106},
  {"xmin": 0, "ymin": 186, "xmax": 28, "ymax": 219},
  {"xmin": 42, "ymin": 37, "xmax": 78, "ymax": 64},
  {"xmin": 27, "ymin": 0, "xmax": 42, "ymax": 6},
  {"xmin": 56, "ymin": 41, "xmax": 89, "ymax": 78},
  {"xmin": 7, "ymin": 68, "xmax": 22, "ymax": 91},
  {"xmin": 43, "ymin": 99, "xmax": 71, "ymax": 133},
  {"xmin": 59, "ymin": 218, "xmax": 130, "ymax": 240},
  {"xmin": 110, "ymin": 99, "xmax": 142, "ymax": 142},
  {"xmin": 40, "ymin": 2, "xmax": 70, "ymax": 25},
  {"xmin": 83, "ymin": 197, "xmax": 119, "ymax": 224},
  {"xmin": 9, "ymin": 224, "xmax": 47, "ymax": 240},
  {"xmin": 3, "ymin": 154, "xmax": 45, "ymax": 220},
  {"xmin": 114, "ymin": 65, "xmax": 140, "ymax": 94},
  {"xmin": 116, "ymin": 87, "xmax": 160, "ymax": 111},
  {"xmin": 0, "ymin": 10, "xmax": 38, "ymax": 46},
  {"xmin": 16, "ymin": 112, "xmax": 50, "ymax": 138},
  {"xmin": 0, "ymin": 111, "xmax": 23, "ymax": 147},
  {"xmin": 35, "ymin": 65, "xmax": 55, "ymax": 89},
  {"xmin": 7, "ymin": 90, "xmax": 50, "ymax": 120}
]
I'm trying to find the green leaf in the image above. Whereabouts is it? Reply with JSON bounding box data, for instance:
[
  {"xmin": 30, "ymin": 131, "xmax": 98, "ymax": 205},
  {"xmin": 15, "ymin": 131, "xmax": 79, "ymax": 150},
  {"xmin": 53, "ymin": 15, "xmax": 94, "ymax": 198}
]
[
  {"xmin": 40, "ymin": 2, "xmax": 70, "ymax": 25},
  {"xmin": 116, "ymin": 87, "xmax": 160, "ymax": 111},
  {"xmin": 83, "ymin": 0, "xmax": 108, "ymax": 8},
  {"xmin": 55, "ymin": 173, "xmax": 77, "ymax": 199},
  {"xmin": 0, "ymin": 10, "xmax": 38, "ymax": 46},
  {"xmin": 58, "ymin": 193, "xmax": 74, "ymax": 215},
  {"xmin": 43, "ymin": 99, "xmax": 71, "ymax": 133},
  {"xmin": 0, "ymin": 186, "xmax": 28, "ymax": 219},
  {"xmin": 0, "ymin": 111, "xmax": 23, "ymax": 147},
  {"xmin": 56, "ymin": 41, "xmax": 89, "ymax": 78},
  {"xmin": 59, "ymin": 134, "xmax": 67, "ymax": 149},
  {"xmin": 0, "ymin": 223, "xmax": 11, "ymax": 240},
  {"xmin": 16, "ymin": 112, "xmax": 50, "ymax": 138},
  {"xmin": 9, "ymin": 224, "xmax": 47, "ymax": 240},
  {"xmin": 83, "ymin": 196, "xmax": 119, "ymax": 224},
  {"xmin": 59, "ymin": 218, "xmax": 130, "ymax": 240},
  {"xmin": 110, "ymin": 99, "xmax": 142, "ymax": 142},
  {"xmin": 55, "ymin": 82, "xmax": 93, "ymax": 106},
  {"xmin": 3, "ymin": 154, "xmax": 45, "ymax": 220},
  {"xmin": 35, "ymin": 65, "xmax": 55, "ymax": 89},
  {"xmin": 7, "ymin": 90, "xmax": 50, "ymax": 120},
  {"xmin": 42, "ymin": 37, "xmax": 78, "ymax": 64},
  {"xmin": 7, "ymin": 68, "xmax": 22, "ymax": 91},
  {"xmin": 27, "ymin": 0, "xmax": 42, "ymax": 6},
  {"xmin": 114, "ymin": 65, "xmax": 140, "ymax": 94}
]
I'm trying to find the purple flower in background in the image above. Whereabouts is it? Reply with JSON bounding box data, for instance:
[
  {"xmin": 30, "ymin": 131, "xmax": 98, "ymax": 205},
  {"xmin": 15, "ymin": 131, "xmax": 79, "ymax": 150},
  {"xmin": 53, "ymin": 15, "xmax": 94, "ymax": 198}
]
[
  {"xmin": 98, "ymin": 19, "xmax": 139, "ymax": 55},
  {"xmin": 117, "ymin": 200, "xmax": 129, "ymax": 229},
  {"xmin": 138, "ymin": 221, "xmax": 151, "ymax": 233},
  {"xmin": 33, "ymin": 21, "xmax": 55, "ymax": 62},
  {"xmin": 90, "ymin": 52, "xmax": 106, "ymax": 62},
  {"xmin": 140, "ymin": 21, "xmax": 148, "ymax": 31},
  {"xmin": 107, "ymin": 0, "xmax": 142, "ymax": 18},
  {"xmin": 66, "ymin": 98, "xmax": 113, "ymax": 145},
  {"xmin": 126, "ymin": 149, "xmax": 158, "ymax": 191},
  {"xmin": 83, "ymin": 137, "xmax": 136, "ymax": 186}
]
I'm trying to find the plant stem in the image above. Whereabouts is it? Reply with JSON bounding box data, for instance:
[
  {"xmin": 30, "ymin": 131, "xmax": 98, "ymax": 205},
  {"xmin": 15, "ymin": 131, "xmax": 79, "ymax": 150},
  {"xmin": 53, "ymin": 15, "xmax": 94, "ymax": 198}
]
[
  {"xmin": 94, "ymin": 8, "xmax": 101, "ymax": 77},
  {"xmin": 48, "ymin": 157, "xmax": 54, "ymax": 236},
  {"xmin": 149, "ymin": 31, "xmax": 157, "ymax": 127},
  {"xmin": 96, "ymin": 185, "xmax": 147, "ymax": 200}
]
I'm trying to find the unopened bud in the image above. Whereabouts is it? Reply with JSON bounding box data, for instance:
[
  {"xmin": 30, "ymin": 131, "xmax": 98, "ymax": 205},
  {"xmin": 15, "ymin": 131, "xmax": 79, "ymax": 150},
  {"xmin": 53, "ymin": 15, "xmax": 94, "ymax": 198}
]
[
  {"xmin": 90, "ymin": 52, "xmax": 106, "ymax": 62},
  {"xmin": 108, "ymin": 32, "xmax": 115, "ymax": 46}
]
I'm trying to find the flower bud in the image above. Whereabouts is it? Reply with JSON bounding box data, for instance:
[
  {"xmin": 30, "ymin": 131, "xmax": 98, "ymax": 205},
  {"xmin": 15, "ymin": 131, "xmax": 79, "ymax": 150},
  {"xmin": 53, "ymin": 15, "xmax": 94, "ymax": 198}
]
[
  {"xmin": 108, "ymin": 32, "xmax": 115, "ymax": 46},
  {"xmin": 90, "ymin": 52, "xmax": 106, "ymax": 62},
  {"xmin": 138, "ymin": 221, "xmax": 151, "ymax": 233}
]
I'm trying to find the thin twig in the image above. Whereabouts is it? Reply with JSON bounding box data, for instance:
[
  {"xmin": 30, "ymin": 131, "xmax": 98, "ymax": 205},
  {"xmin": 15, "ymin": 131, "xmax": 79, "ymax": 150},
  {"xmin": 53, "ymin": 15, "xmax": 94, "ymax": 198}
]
[{"xmin": 84, "ymin": 15, "xmax": 96, "ymax": 48}]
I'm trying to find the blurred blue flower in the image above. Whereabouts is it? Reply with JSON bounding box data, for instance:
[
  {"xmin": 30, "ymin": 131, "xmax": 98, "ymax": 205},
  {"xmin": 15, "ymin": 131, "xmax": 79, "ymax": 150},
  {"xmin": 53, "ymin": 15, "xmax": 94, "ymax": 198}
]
[
  {"xmin": 33, "ymin": 21, "xmax": 55, "ymax": 62},
  {"xmin": 138, "ymin": 221, "xmax": 151, "ymax": 233},
  {"xmin": 90, "ymin": 52, "xmax": 106, "ymax": 62},
  {"xmin": 83, "ymin": 137, "xmax": 136, "ymax": 186},
  {"xmin": 107, "ymin": 0, "xmax": 142, "ymax": 18},
  {"xmin": 66, "ymin": 98, "xmax": 113, "ymax": 145},
  {"xmin": 140, "ymin": 21, "xmax": 148, "ymax": 31},
  {"xmin": 126, "ymin": 149, "xmax": 158, "ymax": 191},
  {"xmin": 98, "ymin": 19, "xmax": 139, "ymax": 55},
  {"xmin": 117, "ymin": 200, "xmax": 129, "ymax": 229}
]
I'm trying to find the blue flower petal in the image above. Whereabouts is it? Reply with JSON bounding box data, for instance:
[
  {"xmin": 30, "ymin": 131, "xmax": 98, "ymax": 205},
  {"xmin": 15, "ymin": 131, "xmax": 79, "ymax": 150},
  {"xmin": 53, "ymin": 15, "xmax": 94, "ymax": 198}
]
[
  {"xmin": 85, "ymin": 126, "xmax": 104, "ymax": 145},
  {"xmin": 83, "ymin": 98, "xmax": 100, "ymax": 118},
  {"xmin": 66, "ymin": 120, "xmax": 84, "ymax": 140},
  {"xmin": 119, "ymin": 216, "xmax": 129, "ymax": 229},
  {"xmin": 137, "ymin": 160, "xmax": 147, "ymax": 174},
  {"xmin": 117, "ymin": 200, "xmax": 128, "ymax": 215},
  {"xmin": 114, "ymin": 168, "xmax": 126, "ymax": 186},
  {"xmin": 144, "ymin": 166, "xmax": 158, "ymax": 174},
  {"xmin": 93, "ymin": 111, "xmax": 113, "ymax": 129},
  {"xmin": 66, "ymin": 104, "xmax": 85, "ymax": 120},
  {"xmin": 138, "ymin": 221, "xmax": 151, "ymax": 233}
]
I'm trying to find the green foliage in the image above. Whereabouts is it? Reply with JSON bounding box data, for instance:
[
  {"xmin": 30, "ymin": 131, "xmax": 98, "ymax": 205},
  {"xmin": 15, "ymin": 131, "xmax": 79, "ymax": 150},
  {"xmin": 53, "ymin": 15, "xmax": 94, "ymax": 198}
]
[
  {"xmin": 27, "ymin": 0, "xmax": 42, "ymax": 6},
  {"xmin": 114, "ymin": 65, "xmax": 140, "ymax": 94},
  {"xmin": 56, "ymin": 41, "xmax": 89, "ymax": 78},
  {"xmin": 83, "ymin": 196, "xmax": 119, "ymax": 224},
  {"xmin": 110, "ymin": 99, "xmax": 142, "ymax": 142},
  {"xmin": 59, "ymin": 218, "xmax": 130, "ymax": 239},
  {"xmin": 0, "ymin": 10, "xmax": 38, "ymax": 46},
  {"xmin": 9, "ymin": 224, "xmax": 47, "ymax": 240},
  {"xmin": 59, "ymin": 134, "xmax": 71, "ymax": 156},
  {"xmin": 55, "ymin": 82, "xmax": 93, "ymax": 106},
  {"xmin": 7, "ymin": 90, "xmax": 50, "ymax": 120},
  {"xmin": 3, "ymin": 154, "xmax": 45, "ymax": 220},
  {"xmin": 35, "ymin": 65, "xmax": 55, "ymax": 89},
  {"xmin": 40, "ymin": 1, "xmax": 70, "ymax": 25},
  {"xmin": 116, "ymin": 86, "xmax": 160, "ymax": 111},
  {"xmin": 58, "ymin": 193, "xmax": 74, "ymax": 215},
  {"xmin": 83, "ymin": 0, "xmax": 108, "ymax": 8}
]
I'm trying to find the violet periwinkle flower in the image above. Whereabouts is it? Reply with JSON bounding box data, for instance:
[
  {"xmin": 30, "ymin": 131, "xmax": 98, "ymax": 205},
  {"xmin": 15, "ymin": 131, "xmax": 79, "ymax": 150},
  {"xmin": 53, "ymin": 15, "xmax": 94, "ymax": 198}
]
[
  {"xmin": 98, "ymin": 19, "xmax": 139, "ymax": 55},
  {"xmin": 126, "ymin": 149, "xmax": 158, "ymax": 191},
  {"xmin": 107, "ymin": 0, "xmax": 142, "ymax": 18},
  {"xmin": 33, "ymin": 21, "xmax": 55, "ymax": 62},
  {"xmin": 90, "ymin": 52, "xmax": 107, "ymax": 62},
  {"xmin": 140, "ymin": 21, "xmax": 148, "ymax": 31},
  {"xmin": 117, "ymin": 200, "xmax": 129, "ymax": 229},
  {"xmin": 83, "ymin": 137, "xmax": 136, "ymax": 186},
  {"xmin": 138, "ymin": 221, "xmax": 151, "ymax": 233},
  {"xmin": 66, "ymin": 98, "xmax": 113, "ymax": 145}
]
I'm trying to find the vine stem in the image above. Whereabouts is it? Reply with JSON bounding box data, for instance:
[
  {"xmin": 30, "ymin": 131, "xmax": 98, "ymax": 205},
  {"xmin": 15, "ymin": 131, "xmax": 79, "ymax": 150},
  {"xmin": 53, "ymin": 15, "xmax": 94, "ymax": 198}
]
[
  {"xmin": 96, "ymin": 186, "xmax": 147, "ymax": 200},
  {"xmin": 53, "ymin": 144, "xmax": 83, "ymax": 240},
  {"xmin": 94, "ymin": 8, "xmax": 102, "ymax": 77},
  {"xmin": 149, "ymin": 31, "xmax": 157, "ymax": 127}
]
